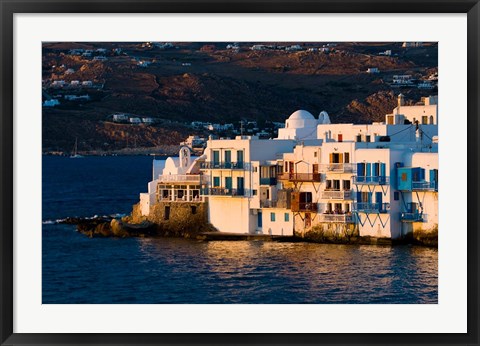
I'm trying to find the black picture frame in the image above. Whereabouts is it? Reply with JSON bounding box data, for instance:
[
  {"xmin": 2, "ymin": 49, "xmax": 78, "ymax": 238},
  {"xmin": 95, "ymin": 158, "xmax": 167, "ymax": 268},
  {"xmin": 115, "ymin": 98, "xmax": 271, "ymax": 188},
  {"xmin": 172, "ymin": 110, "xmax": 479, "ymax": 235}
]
[{"xmin": 1, "ymin": 1, "xmax": 479, "ymax": 345}]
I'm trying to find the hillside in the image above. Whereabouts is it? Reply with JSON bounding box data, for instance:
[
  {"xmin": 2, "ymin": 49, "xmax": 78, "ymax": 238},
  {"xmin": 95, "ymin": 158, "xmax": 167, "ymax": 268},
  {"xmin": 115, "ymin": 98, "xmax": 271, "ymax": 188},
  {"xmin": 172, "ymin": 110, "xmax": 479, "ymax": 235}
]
[{"xmin": 42, "ymin": 42, "xmax": 438, "ymax": 154}]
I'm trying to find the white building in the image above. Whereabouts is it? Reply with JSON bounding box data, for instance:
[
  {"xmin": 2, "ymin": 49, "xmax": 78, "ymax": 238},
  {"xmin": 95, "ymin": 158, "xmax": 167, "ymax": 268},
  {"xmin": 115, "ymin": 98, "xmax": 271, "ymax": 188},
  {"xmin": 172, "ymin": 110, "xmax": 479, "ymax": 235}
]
[
  {"xmin": 385, "ymin": 94, "xmax": 438, "ymax": 125},
  {"xmin": 139, "ymin": 147, "xmax": 204, "ymax": 216},
  {"xmin": 367, "ymin": 67, "xmax": 380, "ymax": 73},
  {"xmin": 141, "ymin": 117, "xmax": 155, "ymax": 124},
  {"xmin": 112, "ymin": 113, "xmax": 128, "ymax": 122},
  {"xmin": 129, "ymin": 117, "xmax": 142, "ymax": 124},
  {"xmin": 138, "ymin": 95, "xmax": 438, "ymax": 240},
  {"xmin": 277, "ymin": 110, "xmax": 330, "ymax": 140}
]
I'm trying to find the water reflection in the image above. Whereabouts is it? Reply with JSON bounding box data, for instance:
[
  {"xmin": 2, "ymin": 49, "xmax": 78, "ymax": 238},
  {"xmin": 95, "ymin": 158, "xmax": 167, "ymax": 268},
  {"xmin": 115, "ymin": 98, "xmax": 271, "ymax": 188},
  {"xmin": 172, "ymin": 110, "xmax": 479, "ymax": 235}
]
[{"xmin": 133, "ymin": 238, "xmax": 437, "ymax": 304}]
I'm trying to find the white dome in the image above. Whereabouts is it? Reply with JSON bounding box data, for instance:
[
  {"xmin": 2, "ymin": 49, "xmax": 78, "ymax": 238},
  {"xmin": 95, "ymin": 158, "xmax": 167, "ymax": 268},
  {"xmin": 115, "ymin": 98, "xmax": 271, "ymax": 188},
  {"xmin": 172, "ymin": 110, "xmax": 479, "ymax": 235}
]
[{"xmin": 289, "ymin": 110, "xmax": 315, "ymax": 120}]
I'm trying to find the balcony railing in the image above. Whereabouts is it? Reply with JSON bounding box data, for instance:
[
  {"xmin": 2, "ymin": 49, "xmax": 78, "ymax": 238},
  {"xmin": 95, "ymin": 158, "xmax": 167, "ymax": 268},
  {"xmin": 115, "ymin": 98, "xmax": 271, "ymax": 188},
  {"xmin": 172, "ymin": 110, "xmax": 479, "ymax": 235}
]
[
  {"xmin": 292, "ymin": 202, "xmax": 318, "ymax": 212},
  {"xmin": 401, "ymin": 212, "xmax": 426, "ymax": 222},
  {"xmin": 260, "ymin": 177, "xmax": 277, "ymax": 186},
  {"xmin": 320, "ymin": 213, "xmax": 354, "ymax": 223},
  {"xmin": 200, "ymin": 187, "xmax": 245, "ymax": 197},
  {"xmin": 353, "ymin": 202, "xmax": 390, "ymax": 213},
  {"xmin": 260, "ymin": 200, "xmax": 278, "ymax": 208},
  {"xmin": 157, "ymin": 196, "xmax": 205, "ymax": 203},
  {"xmin": 319, "ymin": 163, "xmax": 355, "ymax": 173},
  {"xmin": 200, "ymin": 162, "xmax": 250, "ymax": 170},
  {"xmin": 277, "ymin": 173, "xmax": 322, "ymax": 182},
  {"xmin": 157, "ymin": 174, "xmax": 201, "ymax": 183},
  {"xmin": 412, "ymin": 181, "xmax": 438, "ymax": 191},
  {"xmin": 321, "ymin": 189, "xmax": 353, "ymax": 200},
  {"xmin": 353, "ymin": 176, "xmax": 389, "ymax": 185}
]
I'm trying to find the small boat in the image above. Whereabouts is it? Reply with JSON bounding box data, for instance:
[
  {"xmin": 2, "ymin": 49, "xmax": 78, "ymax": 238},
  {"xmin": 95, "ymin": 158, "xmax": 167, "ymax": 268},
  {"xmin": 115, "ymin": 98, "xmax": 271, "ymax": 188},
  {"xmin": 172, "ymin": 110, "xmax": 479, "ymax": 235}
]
[{"xmin": 70, "ymin": 138, "xmax": 84, "ymax": 158}]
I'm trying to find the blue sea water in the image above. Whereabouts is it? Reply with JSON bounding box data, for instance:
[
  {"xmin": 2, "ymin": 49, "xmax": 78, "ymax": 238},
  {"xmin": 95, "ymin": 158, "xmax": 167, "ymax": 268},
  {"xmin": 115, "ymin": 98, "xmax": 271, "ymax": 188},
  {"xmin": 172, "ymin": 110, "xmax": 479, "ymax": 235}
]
[{"xmin": 42, "ymin": 156, "xmax": 438, "ymax": 304}]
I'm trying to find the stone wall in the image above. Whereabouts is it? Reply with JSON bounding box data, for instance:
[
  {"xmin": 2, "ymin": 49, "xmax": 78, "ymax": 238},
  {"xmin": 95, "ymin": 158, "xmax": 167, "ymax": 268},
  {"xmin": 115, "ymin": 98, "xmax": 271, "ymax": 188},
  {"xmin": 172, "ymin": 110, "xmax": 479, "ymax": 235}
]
[
  {"xmin": 412, "ymin": 223, "xmax": 438, "ymax": 247},
  {"xmin": 128, "ymin": 201, "xmax": 216, "ymax": 237},
  {"xmin": 300, "ymin": 222, "xmax": 359, "ymax": 243}
]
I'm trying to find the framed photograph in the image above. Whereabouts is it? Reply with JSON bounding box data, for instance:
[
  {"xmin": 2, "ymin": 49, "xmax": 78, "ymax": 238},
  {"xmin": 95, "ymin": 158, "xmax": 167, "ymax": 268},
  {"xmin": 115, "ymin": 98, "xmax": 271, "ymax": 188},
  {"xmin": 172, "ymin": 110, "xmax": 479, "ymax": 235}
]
[{"xmin": 1, "ymin": 1, "xmax": 479, "ymax": 345}]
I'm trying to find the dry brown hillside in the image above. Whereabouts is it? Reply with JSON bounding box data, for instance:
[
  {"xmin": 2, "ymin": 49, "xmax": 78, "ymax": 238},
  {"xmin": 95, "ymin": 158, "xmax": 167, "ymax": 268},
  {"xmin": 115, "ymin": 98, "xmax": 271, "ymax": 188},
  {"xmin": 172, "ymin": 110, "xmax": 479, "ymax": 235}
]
[{"xmin": 42, "ymin": 42, "xmax": 437, "ymax": 153}]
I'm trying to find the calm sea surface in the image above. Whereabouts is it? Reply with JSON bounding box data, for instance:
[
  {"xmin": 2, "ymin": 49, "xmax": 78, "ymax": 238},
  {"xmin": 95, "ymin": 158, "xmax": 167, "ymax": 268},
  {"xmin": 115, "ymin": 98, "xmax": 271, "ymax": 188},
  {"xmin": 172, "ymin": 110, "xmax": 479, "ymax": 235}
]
[{"xmin": 42, "ymin": 156, "xmax": 438, "ymax": 304}]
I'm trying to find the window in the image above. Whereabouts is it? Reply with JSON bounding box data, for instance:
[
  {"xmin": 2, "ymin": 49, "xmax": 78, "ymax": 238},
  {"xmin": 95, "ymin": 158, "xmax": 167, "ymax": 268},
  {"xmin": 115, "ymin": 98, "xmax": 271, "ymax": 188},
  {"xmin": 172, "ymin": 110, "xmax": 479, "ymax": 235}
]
[
  {"xmin": 270, "ymin": 212, "xmax": 276, "ymax": 222},
  {"xmin": 343, "ymin": 180, "xmax": 351, "ymax": 190},
  {"xmin": 422, "ymin": 116, "xmax": 428, "ymax": 124},
  {"xmin": 394, "ymin": 192, "xmax": 400, "ymax": 201},
  {"xmin": 314, "ymin": 152, "xmax": 317, "ymax": 157},
  {"xmin": 344, "ymin": 152, "xmax": 350, "ymax": 163},
  {"xmin": 334, "ymin": 203, "xmax": 342, "ymax": 213},
  {"xmin": 191, "ymin": 206, "xmax": 197, "ymax": 214},
  {"xmin": 225, "ymin": 177, "xmax": 232, "ymax": 190},
  {"xmin": 333, "ymin": 180, "xmax": 340, "ymax": 190},
  {"xmin": 330, "ymin": 153, "xmax": 342, "ymax": 163},
  {"xmin": 213, "ymin": 177, "xmax": 220, "ymax": 187},
  {"xmin": 213, "ymin": 150, "xmax": 220, "ymax": 165},
  {"xmin": 401, "ymin": 173, "xmax": 407, "ymax": 181},
  {"xmin": 253, "ymin": 167, "xmax": 258, "ymax": 172},
  {"xmin": 338, "ymin": 134, "xmax": 343, "ymax": 142},
  {"xmin": 365, "ymin": 135, "xmax": 371, "ymax": 142},
  {"xmin": 224, "ymin": 150, "xmax": 231, "ymax": 163},
  {"xmin": 164, "ymin": 206, "xmax": 170, "ymax": 220},
  {"xmin": 253, "ymin": 190, "xmax": 258, "ymax": 196},
  {"xmin": 284, "ymin": 213, "xmax": 289, "ymax": 222},
  {"xmin": 387, "ymin": 115, "xmax": 394, "ymax": 125}
]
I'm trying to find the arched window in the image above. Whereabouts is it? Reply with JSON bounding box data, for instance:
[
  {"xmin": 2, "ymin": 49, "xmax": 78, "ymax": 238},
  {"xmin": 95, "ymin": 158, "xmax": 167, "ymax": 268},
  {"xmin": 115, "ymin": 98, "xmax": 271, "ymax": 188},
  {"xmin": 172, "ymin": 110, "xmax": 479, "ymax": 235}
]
[{"xmin": 429, "ymin": 115, "xmax": 434, "ymax": 124}]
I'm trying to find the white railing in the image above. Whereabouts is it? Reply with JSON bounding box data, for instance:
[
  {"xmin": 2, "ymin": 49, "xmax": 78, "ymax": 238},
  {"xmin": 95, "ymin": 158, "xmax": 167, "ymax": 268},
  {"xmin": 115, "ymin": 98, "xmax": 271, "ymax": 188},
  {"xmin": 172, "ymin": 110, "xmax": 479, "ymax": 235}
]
[
  {"xmin": 157, "ymin": 196, "xmax": 204, "ymax": 202},
  {"xmin": 319, "ymin": 163, "xmax": 355, "ymax": 173},
  {"xmin": 157, "ymin": 174, "xmax": 201, "ymax": 183},
  {"xmin": 320, "ymin": 214, "xmax": 354, "ymax": 223},
  {"xmin": 321, "ymin": 190, "xmax": 353, "ymax": 200}
]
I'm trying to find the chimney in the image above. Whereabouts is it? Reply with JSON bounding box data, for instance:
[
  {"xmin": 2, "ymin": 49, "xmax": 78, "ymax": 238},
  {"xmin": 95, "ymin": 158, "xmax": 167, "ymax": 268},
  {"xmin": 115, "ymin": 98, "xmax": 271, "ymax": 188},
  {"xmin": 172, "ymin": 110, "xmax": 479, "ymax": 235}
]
[{"xmin": 398, "ymin": 93, "xmax": 405, "ymax": 107}]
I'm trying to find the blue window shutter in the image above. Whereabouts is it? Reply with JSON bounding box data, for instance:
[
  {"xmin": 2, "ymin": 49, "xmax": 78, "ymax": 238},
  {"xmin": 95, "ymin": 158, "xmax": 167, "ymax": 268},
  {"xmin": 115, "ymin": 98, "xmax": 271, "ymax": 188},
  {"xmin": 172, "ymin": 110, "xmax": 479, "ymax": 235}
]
[
  {"xmin": 373, "ymin": 163, "xmax": 379, "ymax": 176},
  {"xmin": 429, "ymin": 169, "xmax": 435, "ymax": 183},
  {"xmin": 357, "ymin": 163, "xmax": 364, "ymax": 176},
  {"xmin": 368, "ymin": 192, "xmax": 372, "ymax": 204},
  {"xmin": 380, "ymin": 163, "xmax": 386, "ymax": 177},
  {"xmin": 356, "ymin": 191, "xmax": 362, "ymax": 202},
  {"xmin": 376, "ymin": 191, "xmax": 382, "ymax": 205}
]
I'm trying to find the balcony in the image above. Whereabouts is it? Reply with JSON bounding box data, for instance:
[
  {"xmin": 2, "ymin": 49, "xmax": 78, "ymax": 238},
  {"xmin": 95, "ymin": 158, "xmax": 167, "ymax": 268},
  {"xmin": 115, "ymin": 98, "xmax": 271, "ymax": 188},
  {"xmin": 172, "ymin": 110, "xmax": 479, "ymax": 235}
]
[
  {"xmin": 260, "ymin": 177, "xmax": 277, "ymax": 186},
  {"xmin": 320, "ymin": 213, "xmax": 354, "ymax": 223},
  {"xmin": 319, "ymin": 163, "xmax": 355, "ymax": 173},
  {"xmin": 277, "ymin": 173, "xmax": 322, "ymax": 182},
  {"xmin": 260, "ymin": 200, "xmax": 278, "ymax": 208},
  {"xmin": 401, "ymin": 212, "xmax": 426, "ymax": 222},
  {"xmin": 353, "ymin": 176, "xmax": 389, "ymax": 185},
  {"xmin": 321, "ymin": 189, "xmax": 353, "ymax": 200},
  {"xmin": 353, "ymin": 202, "xmax": 390, "ymax": 213},
  {"xmin": 157, "ymin": 174, "xmax": 201, "ymax": 183},
  {"xmin": 200, "ymin": 162, "xmax": 250, "ymax": 170},
  {"xmin": 292, "ymin": 202, "xmax": 319, "ymax": 212},
  {"xmin": 201, "ymin": 188, "xmax": 245, "ymax": 197},
  {"xmin": 412, "ymin": 181, "xmax": 438, "ymax": 191}
]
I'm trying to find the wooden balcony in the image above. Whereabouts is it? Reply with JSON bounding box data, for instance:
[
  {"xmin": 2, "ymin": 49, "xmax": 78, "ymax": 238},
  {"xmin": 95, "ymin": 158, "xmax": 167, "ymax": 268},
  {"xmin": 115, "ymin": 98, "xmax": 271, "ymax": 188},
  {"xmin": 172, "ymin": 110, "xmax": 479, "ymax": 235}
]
[{"xmin": 277, "ymin": 173, "xmax": 321, "ymax": 182}]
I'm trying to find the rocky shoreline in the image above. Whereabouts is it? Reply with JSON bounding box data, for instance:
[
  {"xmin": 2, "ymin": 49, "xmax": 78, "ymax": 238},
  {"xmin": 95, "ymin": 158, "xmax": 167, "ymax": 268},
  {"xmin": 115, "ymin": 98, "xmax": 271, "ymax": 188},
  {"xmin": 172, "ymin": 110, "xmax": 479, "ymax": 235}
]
[{"xmin": 58, "ymin": 215, "xmax": 437, "ymax": 248}]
